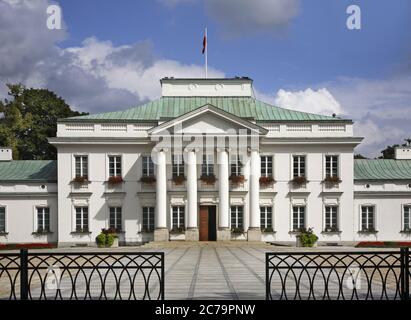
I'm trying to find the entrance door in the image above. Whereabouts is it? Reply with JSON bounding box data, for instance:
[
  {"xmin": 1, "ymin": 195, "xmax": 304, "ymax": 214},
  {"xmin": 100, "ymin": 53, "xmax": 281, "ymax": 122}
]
[{"xmin": 199, "ymin": 206, "xmax": 217, "ymax": 241}]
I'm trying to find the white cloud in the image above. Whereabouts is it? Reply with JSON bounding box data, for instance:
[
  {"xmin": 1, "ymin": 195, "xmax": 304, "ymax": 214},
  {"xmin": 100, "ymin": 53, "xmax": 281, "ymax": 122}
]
[
  {"xmin": 0, "ymin": 1, "xmax": 224, "ymax": 113},
  {"xmin": 272, "ymin": 88, "xmax": 343, "ymax": 116},
  {"xmin": 204, "ymin": 0, "xmax": 300, "ymax": 36}
]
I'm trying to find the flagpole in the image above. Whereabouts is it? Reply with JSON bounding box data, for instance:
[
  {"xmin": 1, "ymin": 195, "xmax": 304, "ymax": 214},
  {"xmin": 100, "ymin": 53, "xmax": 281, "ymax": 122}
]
[{"xmin": 205, "ymin": 27, "xmax": 208, "ymax": 79}]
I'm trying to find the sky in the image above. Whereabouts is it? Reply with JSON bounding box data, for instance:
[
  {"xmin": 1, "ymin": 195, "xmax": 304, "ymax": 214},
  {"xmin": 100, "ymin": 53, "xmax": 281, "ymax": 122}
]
[{"xmin": 0, "ymin": 0, "xmax": 410, "ymax": 157}]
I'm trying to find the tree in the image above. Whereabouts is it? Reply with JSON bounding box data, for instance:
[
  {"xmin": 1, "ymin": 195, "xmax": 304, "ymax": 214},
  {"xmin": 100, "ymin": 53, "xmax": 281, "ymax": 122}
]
[
  {"xmin": 354, "ymin": 154, "xmax": 368, "ymax": 159},
  {"xmin": 0, "ymin": 83, "xmax": 87, "ymax": 160}
]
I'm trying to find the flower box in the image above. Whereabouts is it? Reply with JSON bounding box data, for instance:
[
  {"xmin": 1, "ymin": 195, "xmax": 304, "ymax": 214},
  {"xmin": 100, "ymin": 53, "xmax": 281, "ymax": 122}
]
[
  {"xmin": 200, "ymin": 174, "xmax": 216, "ymax": 185},
  {"xmin": 172, "ymin": 175, "xmax": 186, "ymax": 185},
  {"xmin": 140, "ymin": 175, "xmax": 156, "ymax": 184},
  {"xmin": 259, "ymin": 176, "xmax": 275, "ymax": 187},
  {"xmin": 323, "ymin": 176, "xmax": 342, "ymax": 185},
  {"xmin": 229, "ymin": 174, "xmax": 245, "ymax": 186},
  {"xmin": 72, "ymin": 176, "xmax": 88, "ymax": 184},
  {"xmin": 291, "ymin": 176, "xmax": 307, "ymax": 187},
  {"xmin": 108, "ymin": 176, "xmax": 123, "ymax": 185}
]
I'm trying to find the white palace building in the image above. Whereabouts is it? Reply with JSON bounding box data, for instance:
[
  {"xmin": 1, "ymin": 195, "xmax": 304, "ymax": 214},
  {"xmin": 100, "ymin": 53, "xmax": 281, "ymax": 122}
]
[{"xmin": 1, "ymin": 77, "xmax": 411, "ymax": 246}]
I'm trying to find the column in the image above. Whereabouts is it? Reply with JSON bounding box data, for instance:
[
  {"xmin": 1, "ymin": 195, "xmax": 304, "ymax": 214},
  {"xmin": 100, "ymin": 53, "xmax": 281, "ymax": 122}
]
[
  {"xmin": 217, "ymin": 148, "xmax": 230, "ymax": 240},
  {"xmin": 248, "ymin": 148, "xmax": 261, "ymax": 241},
  {"xmin": 154, "ymin": 149, "xmax": 169, "ymax": 241},
  {"xmin": 186, "ymin": 149, "xmax": 199, "ymax": 241}
]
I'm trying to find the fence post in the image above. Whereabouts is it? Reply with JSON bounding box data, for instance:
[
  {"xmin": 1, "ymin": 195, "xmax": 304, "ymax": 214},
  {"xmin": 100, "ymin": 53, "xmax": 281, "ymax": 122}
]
[
  {"xmin": 400, "ymin": 247, "xmax": 410, "ymax": 301},
  {"xmin": 20, "ymin": 249, "xmax": 29, "ymax": 300}
]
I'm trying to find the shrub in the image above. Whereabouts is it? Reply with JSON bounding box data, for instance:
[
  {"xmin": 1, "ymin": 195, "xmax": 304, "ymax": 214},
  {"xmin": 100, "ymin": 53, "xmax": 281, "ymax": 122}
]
[
  {"xmin": 108, "ymin": 176, "xmax": 123, "ymax": 185},
  {"xmin": 298, "ymin": 228, "xmax": 318, "ymax": 247},
  {"xmin": 106, "ymin": 234, "xmax": 115, "ymax": 247},
  {"xmin": 96, "ymin": 233, "xmax": 106, "ymax": 247}
]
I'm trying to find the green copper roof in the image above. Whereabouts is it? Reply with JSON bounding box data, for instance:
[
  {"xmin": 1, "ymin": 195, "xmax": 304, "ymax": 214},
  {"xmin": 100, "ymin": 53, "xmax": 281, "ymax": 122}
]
[
  {"xmin": 0, "ymin": 160, "xmax": 57, "ymax": 182},
  {"xmin": 64, "ymin": 97, "xmax": 345, "ymax": 122},
  {"xmin": 354, "ymin": 159, "xmax": 411, "ymax": 180}
]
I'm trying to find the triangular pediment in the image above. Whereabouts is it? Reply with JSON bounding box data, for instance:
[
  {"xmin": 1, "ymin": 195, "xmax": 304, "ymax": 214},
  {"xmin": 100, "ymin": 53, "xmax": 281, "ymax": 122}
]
[{"xmin": 148, "ymin": 104, "xmax": 268, "ymax": 136}]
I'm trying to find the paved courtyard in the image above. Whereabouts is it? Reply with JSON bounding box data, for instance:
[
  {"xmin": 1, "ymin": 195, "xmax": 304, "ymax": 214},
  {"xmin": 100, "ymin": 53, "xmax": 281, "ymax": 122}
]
[{"xmin": 1, "ymin": 243, "xmax": 401, "ymax": 300}]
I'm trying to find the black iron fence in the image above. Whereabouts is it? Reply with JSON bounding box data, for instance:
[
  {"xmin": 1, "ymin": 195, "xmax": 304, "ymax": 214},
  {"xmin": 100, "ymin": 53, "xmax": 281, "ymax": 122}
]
[
  {"xmin": 0, "ymin": 249, "xmax": 164, "ymax": 300},
  {"xmin": 266, "ymin": 248, "xmax": 410, "ymax": 300}
]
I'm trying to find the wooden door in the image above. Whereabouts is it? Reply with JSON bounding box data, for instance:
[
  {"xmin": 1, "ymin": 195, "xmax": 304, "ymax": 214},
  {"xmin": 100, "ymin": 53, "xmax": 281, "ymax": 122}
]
[{"xmin": 199, "ymin": 206, "xmax": 209, "ymax": 241}]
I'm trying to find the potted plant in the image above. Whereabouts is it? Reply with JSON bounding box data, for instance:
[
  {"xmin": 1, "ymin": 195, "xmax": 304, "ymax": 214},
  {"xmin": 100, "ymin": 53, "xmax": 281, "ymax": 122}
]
[
  {"xmin": 96, "ymin": 228, "xmax": 119, "ymax": 247},
  {"xmin": 200, "ymin": 173, "xmax": 216, "ymax": 185},
  {"xmin": 72, "ymin": 176, "xmax": 88, "ymax": 184},
  {"xmin": 291, "ymin": 176, "xmax": 307, "ymax": 187},
  {"xmin": 259, "ymin": 176, "xmax": 275, "ymax": 187},
  {"xmin": 296, "ymin": 227, "xmax": 318, "ymax": 247},
  {"xmin": 229, "ymin": 174, "xmax": 245, "ymax": 186},
  {"xmin": 108, "ymin": 176, "xmax": 123, "ymax": 185},
  {"xmin": 323, "ymin": 175, "xmax": 342, "ymax": 185},
  {"xmin": 140, "ymin": 175, "xmax": 156, "ymax": 184},
  {"xmin": 172, "ymin": 175, "xmax": 186, "ymax": 185}
]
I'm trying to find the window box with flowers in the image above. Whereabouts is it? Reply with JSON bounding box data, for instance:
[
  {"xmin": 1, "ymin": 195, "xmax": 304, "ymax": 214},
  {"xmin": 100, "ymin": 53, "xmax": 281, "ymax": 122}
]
[
  {"xmin": 291, "ymin": 176, "xmax": 307, "ymax": 188},
  {"xmin": 323, "ymin": 226, "xmax": 340, "ymax": 234},
  {"xmin": 259, "ymin": 176, "xmax": 275, "ymax": 187},
  {"xmin": 172, "ymin": 175, "xmax": 186, "ymax": 185},
  {"xmin": 229, "ymin": 174, "xmax": 245, "ymax": 187},
  {"xmin": 72, "ymin": 176, "xmax": 89, "ymax": 184},
  {"xmin": 358, "ymin": 227, "xmax": 378, "ymax": 234},
  {"xmin": 140, "ymin": 175, "xmax": 156, "ymax": 185},
  {"xmin": 200, "ymin": 174, "xmax": 216, "ymax": 185},
  {"xmin": 108, "ymin": 176, "xmax": 123, "ymax": 185},
  {"xmin": 323, "ymin": 175, "xmax": 342, "ymax": 187}
]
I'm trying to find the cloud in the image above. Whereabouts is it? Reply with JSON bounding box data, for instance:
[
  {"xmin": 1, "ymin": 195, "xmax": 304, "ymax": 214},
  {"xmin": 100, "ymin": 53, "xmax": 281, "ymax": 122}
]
[
  {"xmin": 0, "ymin": 0, "xmax": 224, "ymax": 113},
  {"xmin": 272, "ymin": 88, "xmax": 343, "ymax": 117},
  {"xmin": 204, "ymin": 0, "xmax": 300, "ymax": 36}
]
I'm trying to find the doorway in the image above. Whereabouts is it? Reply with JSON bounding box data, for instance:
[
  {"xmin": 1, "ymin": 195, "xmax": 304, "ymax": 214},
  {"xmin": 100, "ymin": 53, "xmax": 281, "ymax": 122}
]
[{"xmin": 199, "ymin": 206, "xmax": 217, "ymax": 241}]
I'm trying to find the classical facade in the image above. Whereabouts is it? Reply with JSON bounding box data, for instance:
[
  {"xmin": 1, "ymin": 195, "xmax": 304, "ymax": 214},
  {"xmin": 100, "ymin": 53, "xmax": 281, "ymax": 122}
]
[{"xmin": 0, "ymin": 77, "xmax": 411, "ymax": 246}]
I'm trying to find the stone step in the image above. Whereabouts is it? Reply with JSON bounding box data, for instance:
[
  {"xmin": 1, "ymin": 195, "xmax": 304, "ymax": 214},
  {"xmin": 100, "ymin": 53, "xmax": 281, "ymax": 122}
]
[{"xmin": 140, "ymin": 241, "xmax": 275, "ymax": 248}]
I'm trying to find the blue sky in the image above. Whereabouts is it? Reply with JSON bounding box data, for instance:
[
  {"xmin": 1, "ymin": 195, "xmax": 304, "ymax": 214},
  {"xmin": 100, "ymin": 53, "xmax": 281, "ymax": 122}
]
[{"xmin": 1, "ymin": 0, "xmax": 411, "ymax": 156}]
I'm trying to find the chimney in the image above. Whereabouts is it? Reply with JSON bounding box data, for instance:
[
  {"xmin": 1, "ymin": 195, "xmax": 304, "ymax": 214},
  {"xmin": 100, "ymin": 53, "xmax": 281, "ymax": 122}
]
[
  {"xmin": 0, "ymin": 148, "xmax": 12, "ymax": 161},
  {"xmin": 395, "ymin": 146, "xmax": 411, "ymax": 160}
]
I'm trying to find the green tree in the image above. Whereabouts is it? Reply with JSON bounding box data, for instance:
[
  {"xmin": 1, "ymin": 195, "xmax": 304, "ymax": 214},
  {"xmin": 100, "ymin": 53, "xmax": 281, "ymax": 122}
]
[
  {"xmin": 0, "ymin": 83, "xmax": 87, "ymax": 160},
  {"xmin": 354, "ymin": 154, "xmax": 368, "ymax": 159}
]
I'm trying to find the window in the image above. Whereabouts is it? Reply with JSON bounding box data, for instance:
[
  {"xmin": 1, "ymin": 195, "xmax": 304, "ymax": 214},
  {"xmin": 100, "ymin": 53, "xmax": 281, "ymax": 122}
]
[
  {"xmin": 325, "ymin": 206, "xmax": 338, "ymax": 231},
  {"xmin": 292, "ymin": 206, "xmax": 305, "ymax": 231},
  {"xmin": 75, "ymin": 156, "xmax": 88, "ymax": 178},
  {"xmin": 361, "ymin": 206, "xmax": 375, "ymax": 231},
  {"xmin": 142, "ymin": 207, "xmax": 155, "ymax": 232},
  {"xmin": 260, "ymin": 206, "xmax": 273, "ymax": 230},
  {"xmin": 172, "ymin": 206, "xmax": 185, "ymax": 229},
  {"xmin": 109, "ymin": 207, "xmax": 122, "ymax": 231},
  {"xmin": 261, "ymin": 156, "xmax": 273, "ymax": 177},
  {"xmin": 75, "ymin": 207, "xmax": 89, "ymax": 232},
  {"xmin": 0, "ymin": 207, "xmax": 5, "ymax": 233},
  {"xmin": 403, "ymin": 206, "xmax": 411, "ymax": 231},
  {"xmin": 230, "ymin": 206, "xmax": 244, "ymax": 230},
  {"xmin": 37, "ymin": 207, "xmax": 50, "ymax": 232},
  {"xmin": 109, "ymin": 156, "xmax": 122, "ymax": 177},
  {"xmin": 201, "ymin": 154, "xmax": 214, "ymax": 176},
  {"xmin": 172, "ymin": 154, "xmax": 185, "ymax": 177},
  {"xmin": 293, "ymin": 156, "xmax": 306, "ymax": 177},
  {"xmin": 325, "ymin": 155, "xmax": 339, "ymax": 178},
  {"xmin": 142, "ymin": 156, "xmax": 154, "ymax": 177},
  {"xmin": 230, "ymin": 155, "xmax": 242, "ymax": 176}
]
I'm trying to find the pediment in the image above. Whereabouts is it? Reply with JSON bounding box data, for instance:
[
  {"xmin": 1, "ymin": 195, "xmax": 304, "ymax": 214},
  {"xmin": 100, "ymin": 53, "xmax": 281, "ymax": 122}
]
[{"xmin": 148, "ymin": 104, "xmax": 267, "ymax": 136}]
